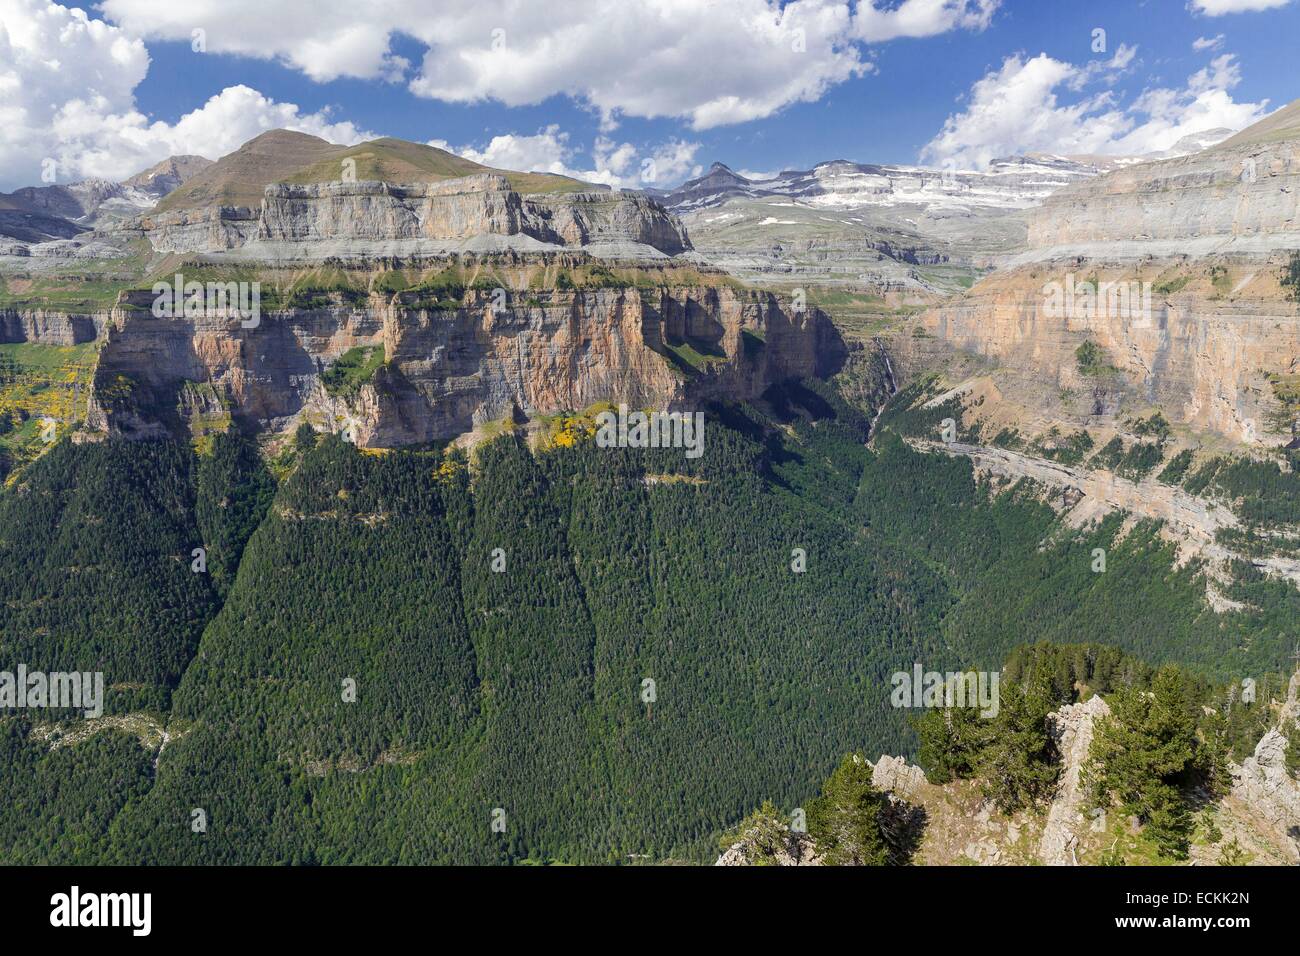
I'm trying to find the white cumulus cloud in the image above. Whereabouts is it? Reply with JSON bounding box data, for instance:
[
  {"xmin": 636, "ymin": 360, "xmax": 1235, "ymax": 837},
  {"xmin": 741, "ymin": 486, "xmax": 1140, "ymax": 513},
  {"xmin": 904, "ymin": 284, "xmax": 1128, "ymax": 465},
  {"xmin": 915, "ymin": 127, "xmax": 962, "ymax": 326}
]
[
  {"xmin": 853, "ymin": 0, "xmax": 999, "ymax": 42},
  {"xmin": 1190, "ymin": 0, "xmax": 1292, "ymax": 15},
  {"xmin": 98, "ymin": 0, "xmax": 999, "ymax": 130},
  {"xmin": 922, "ymin": 49, "xmax": 1270, "ymax": 169},
  {"xmin": 405, "ymin": 0, "xmax": 869, "ymax": 130},
  {"xmin": 0, "ymin": 0, "xmax": 374, "ymax": 190},
  {"xmin": 430, "ymin": 126, "xmax": 702, "ymax": 189}
]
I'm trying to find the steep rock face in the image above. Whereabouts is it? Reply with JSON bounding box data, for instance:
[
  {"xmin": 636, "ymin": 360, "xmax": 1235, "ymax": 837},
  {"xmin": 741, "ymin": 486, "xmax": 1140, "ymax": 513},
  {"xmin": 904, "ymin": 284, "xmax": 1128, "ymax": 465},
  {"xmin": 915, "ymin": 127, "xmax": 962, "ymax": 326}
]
[
  {"xmin": 0, "ymin": 309, "xmax": 105, "ymax": 345},
  {"xmin": 909, "ymin": 263, "xmax": 1300, "ymax": 444},
  {"xmin": 85, "ymin": 270, "xmax": 844, "ymax": 446},
  {"xmin": 137, "ymin": 176, "xmax": 691, "ymax": 257},
  {"xmin": 526, "ymin": 190, "xmax": 691, "ymax": 254},
  {"xmin": 136, "ymin": 205, "xmax": 259, "ymax": 253},
  {"xmin": 907, "ymin": 104, "xmax": 1300, "ymax": 447},
  {"xmin": 258, "ymin": 176, "xmax": 527, "ymax": 242},
  {"xmin": 1027, "ymin": 133, "xmax": 1300, "ymax": 251}
]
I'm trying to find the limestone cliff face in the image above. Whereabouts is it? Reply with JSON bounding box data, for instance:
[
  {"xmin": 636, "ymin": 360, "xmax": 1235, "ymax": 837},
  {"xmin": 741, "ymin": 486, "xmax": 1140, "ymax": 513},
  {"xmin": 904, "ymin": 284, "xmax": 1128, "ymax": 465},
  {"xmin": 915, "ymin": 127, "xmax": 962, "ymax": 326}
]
[
  {"xmin": 258, "ymin": 176, "xmax": 526, "ymax": 243},
  {"xmin": 136, "ymin": 175, "xmax": 691, "ymax": 257},
  {"xmin": 136, "ymin": 205, "xmax": 259, "ymax": 253},
  {"xmin": 1027, "ymin": 132, "xmax": 1300, "ymax": 250},
  {"xmin": 0, "ymin": 308, "xmax": 106, "ymax": 345},
  {"xmin": 85, "ymin": 266, "xmax": 844, "ymax": 446},
  {"xmin": 906, "ymin": 262, "xmax": 1300, "ymax": 444},
  {"xmin": 905, "ymin": 106, "xmax": 1300, "ymax": 447}
]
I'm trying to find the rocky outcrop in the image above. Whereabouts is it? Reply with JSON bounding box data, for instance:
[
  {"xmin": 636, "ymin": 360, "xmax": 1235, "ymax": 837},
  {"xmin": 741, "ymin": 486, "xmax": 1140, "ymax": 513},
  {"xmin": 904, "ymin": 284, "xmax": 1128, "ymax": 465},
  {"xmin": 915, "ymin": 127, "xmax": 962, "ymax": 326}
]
[
  {"xmin": 850, "ymin": 698, "xmax": 1112, "ymax": 866},
  {"xmin": 1039, "ymin": 694, "xmax": 1110, "ymax": 865},
  {"xmin": 139, "ymin": 176, "xmax": 691, "ymax": 258},
  {"xmin": 871, "ymin": 754, "xmax": 927, "ymax": 800},
  {"xmin": 0, "ymin": 309, "xmax": 106, "ymax": 345},
  {"xmin": 85, "ymin": 259, "xmax": 845, "ymax": 446},
  {"xmin": 718, "ymin": 688, "xmax": 1300, "ymax": 866},
  {"xmin": 1229, "ymin": 673, "xmax": 1300, "ymax": 862},
  {"xmin": 715, "ymin": 826, "xmax": 822, "ymax": 866}
]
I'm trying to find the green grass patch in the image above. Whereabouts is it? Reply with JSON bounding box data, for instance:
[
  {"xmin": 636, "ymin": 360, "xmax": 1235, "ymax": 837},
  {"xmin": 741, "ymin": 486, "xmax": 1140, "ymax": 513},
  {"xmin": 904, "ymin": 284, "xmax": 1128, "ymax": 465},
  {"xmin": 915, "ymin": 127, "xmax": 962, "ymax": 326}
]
[
  {"xmin": 660, "ymin": 338, "xmax": 727, "ymax": 376},
  {"xmin": 320, "ymin": 346, "xmax": 385, "ymax": 398},
  {"xmin": 1154, "ymin": 275, "xmax": 1192, "ymax": 296}
]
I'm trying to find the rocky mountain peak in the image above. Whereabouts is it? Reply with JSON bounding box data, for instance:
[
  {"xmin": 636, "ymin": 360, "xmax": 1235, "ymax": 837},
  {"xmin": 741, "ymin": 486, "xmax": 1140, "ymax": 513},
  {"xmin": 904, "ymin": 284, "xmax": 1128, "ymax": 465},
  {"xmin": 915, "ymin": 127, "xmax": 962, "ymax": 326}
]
[
  {"xmin": 239, "ymin": 128, "xmax": 335, "ymax": 154},
  {"xmin": 122, "ymin": 155, "xmax": 214, "ymax": 195}
]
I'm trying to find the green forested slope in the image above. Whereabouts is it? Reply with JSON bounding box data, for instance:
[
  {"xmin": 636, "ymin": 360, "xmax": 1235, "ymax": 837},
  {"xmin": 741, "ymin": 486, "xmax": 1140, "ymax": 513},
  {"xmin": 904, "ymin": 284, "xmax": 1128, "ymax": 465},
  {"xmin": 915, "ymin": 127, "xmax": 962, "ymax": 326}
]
[
  {"xmin": 2, "ymin": 379, "xmax": 1297, "ymax": 864},
  {"xmin": 0, "ymin": 440, "xmax": 217, "ymax": 713}
]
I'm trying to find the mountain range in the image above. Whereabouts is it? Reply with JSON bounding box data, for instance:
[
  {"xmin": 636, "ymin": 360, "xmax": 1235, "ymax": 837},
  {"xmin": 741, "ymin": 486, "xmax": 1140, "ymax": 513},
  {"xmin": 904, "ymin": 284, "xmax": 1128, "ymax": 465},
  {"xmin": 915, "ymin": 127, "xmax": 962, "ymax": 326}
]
[{"xmin": 2, "ymin": 100, "xmax": 1299, "ymax": 868}]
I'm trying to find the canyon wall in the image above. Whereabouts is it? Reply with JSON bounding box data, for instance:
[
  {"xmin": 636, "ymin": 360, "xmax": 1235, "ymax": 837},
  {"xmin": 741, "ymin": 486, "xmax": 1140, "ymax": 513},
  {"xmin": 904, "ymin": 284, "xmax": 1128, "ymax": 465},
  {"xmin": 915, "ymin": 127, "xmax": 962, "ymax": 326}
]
[
  {"xmin": 903, "ymin": 262, "xmax": 1300, "ymax": 443},
  {"xmin": 80, "ymin": 265, "xmax": 844, "ymax": 446},
  {"xmin": 136, "ymin": 175, "xmax": 691, "ymax": 257},
  {"xmin": 0, "ymin": 309, "xmax": 106, "ymax": 345},
  {"xmin": 1027, "ymin": 129, "xmax": 1300, "ymax": 251},
  {"xmin": 905, "ymin": 109, "xmax": 1300, "ymax": 446}
]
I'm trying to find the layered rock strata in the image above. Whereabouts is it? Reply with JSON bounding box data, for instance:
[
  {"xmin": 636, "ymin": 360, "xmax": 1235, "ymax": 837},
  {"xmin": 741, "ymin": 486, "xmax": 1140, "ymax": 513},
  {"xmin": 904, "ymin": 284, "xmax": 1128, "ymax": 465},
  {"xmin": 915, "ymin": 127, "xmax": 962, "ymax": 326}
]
[
  {"xmin": 80, "ymin": 263, "xmax": 844, "ymax": 446},
  {"xmin": 137, "ymin": 176, "xmax": 691, "ymax": 258}
]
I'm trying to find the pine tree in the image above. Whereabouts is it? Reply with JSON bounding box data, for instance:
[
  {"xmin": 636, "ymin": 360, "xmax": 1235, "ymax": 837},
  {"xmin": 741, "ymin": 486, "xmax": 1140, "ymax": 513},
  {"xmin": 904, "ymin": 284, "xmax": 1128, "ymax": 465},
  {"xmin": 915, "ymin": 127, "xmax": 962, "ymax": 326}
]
[
  {"xmin": 978, "ymin": 671, "xmax": 1060, "ymax": 814},
  {"xmin": 1085, "ymin": 666, "xmax": 1199, "ymax": 858},
  {"xmin": 912, "ymin": 670, "xmax": 992, "ymax": 783},
  {"xmin": 719, "ymin": 801, "xmax": 793, "ymax": 865},
  {"xmin": 805, "ymin": 753, "xmax": 890, "ymax": 865}
]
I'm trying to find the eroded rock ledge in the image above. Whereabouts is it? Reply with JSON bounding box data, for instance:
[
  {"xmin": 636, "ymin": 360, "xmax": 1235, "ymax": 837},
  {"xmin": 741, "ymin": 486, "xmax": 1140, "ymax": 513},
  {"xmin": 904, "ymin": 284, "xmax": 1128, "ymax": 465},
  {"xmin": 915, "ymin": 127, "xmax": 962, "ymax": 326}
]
[
  {"xmin": 136, "ymin": 175, "xmax": 692, "ymax": 259},
  {"xmin": 81, "ymin": 262, "xmax": 845, "ymax": 446}
]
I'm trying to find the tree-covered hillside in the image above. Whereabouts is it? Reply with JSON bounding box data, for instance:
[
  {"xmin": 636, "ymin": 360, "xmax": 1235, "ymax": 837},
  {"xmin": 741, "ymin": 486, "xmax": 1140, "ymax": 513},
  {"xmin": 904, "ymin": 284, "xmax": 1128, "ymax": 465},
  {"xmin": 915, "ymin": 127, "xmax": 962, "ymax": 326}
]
[{"xmin": 2, "ymin": 378, "xmax": 1297, "ymax": 864}]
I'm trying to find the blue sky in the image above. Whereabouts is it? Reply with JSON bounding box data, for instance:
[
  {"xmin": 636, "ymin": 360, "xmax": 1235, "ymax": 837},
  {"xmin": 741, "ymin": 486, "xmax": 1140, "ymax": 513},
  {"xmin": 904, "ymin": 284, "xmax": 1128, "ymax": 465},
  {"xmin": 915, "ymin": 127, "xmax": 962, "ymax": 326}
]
[
  {"xmin": 3, "ymin": 0, "xmax": 1297, "ymax": 190},
  {"xmin": 128, "ymin": 0, "xmax": 1300, "ymax": 173}
]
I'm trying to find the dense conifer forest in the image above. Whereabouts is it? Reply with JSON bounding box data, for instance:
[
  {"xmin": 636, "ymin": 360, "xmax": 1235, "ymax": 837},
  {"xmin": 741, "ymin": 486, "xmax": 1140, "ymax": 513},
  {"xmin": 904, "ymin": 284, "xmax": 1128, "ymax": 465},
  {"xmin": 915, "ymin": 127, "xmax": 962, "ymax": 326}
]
[{"xmin": 1, "ymin": 378, "xmax": 1297, "ymax": 863}]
